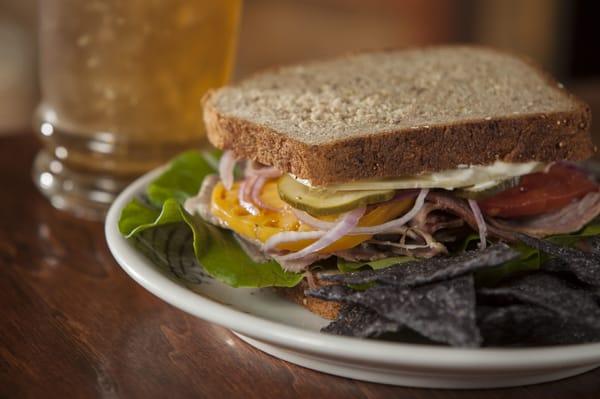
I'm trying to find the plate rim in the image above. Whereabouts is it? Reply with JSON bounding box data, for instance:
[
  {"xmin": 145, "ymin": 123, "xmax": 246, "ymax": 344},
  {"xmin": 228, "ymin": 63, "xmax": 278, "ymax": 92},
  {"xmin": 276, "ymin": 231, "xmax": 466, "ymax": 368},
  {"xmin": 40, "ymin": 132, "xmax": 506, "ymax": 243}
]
[{"xmin": 105, "ymin": 166, "xmax": 600, "ymax": 372}]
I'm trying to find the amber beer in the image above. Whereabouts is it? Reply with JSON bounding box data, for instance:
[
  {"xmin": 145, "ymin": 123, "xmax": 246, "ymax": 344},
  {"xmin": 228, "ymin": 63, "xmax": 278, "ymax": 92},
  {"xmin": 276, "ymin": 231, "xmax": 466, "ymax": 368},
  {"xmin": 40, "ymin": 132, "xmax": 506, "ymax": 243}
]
[{"xmin": 34, "ymin": 0, "xmax": 241, "ymax": 219}]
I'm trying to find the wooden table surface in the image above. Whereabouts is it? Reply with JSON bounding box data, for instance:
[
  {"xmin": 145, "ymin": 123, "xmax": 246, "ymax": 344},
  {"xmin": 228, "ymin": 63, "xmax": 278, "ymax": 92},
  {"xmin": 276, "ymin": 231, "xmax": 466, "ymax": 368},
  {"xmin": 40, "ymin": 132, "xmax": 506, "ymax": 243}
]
[{"xmin": 2, "ymin": 133, "xmax": 600, "ymax": 399}]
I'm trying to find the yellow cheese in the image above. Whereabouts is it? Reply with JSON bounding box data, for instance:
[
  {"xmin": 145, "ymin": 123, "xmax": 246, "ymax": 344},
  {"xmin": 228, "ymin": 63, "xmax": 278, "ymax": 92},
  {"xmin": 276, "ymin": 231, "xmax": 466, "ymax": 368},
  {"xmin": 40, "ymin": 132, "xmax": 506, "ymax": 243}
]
[{"xmin": 210, "ymin": 180, "xmax": 413, "ymax": 253}]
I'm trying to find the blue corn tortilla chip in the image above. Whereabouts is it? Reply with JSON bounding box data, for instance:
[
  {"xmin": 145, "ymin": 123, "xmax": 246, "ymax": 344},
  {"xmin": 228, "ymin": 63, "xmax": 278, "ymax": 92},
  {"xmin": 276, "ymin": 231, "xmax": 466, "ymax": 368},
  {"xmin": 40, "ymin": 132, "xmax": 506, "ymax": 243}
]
[
  {"xmin": 322, "ymin": 304, "xmax": 402, "ymax": 338},
  {"xmin": 308, "ymin": 284, "xmax": 354, "ymax": 302},
  {"xmin": 478, "ymin": 304, "xmax": 600, "ymax": 346},
  {"xmin": 323, "ymin": 304, "xmax": 436, "ymax": 343},
  {"xmin": 310, "ymin": 237, "xmax": 600, "ymax": 347},
  {"xmin": 319, "ymin": 243, "xmax": 518, "ymax": 287},
  {"xmin": 308, "ymin": 275, "xmax": 482, "ymax": 347},
  {"xmin": 541, "ymin": 257, "xmax": 572, "ymax": 274},
  {"xmin": 515, "ymin": 233, "xmax": 600, "ymax": 287},
  {"xmin": 478, "ymin": 272, "xmax": 600, "ymax": 329},
  {"xmin": 585, "ymin": 235, "xmax": 600, "ymax": 254}
]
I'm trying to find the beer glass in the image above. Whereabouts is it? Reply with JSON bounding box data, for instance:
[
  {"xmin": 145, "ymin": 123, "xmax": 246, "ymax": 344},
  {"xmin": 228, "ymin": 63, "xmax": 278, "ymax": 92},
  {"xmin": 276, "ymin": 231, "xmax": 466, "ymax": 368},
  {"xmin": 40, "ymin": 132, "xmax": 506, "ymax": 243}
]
[{"xmin": 33, "ymin": 0, "xmax": 241, "ymax": 219}]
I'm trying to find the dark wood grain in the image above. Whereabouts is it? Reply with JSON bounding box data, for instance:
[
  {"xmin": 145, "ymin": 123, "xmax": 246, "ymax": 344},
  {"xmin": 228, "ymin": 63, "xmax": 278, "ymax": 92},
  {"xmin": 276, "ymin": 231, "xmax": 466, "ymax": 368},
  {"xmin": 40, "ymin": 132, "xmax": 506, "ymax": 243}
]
[{"xmin": 1, "ymin": 133, "xmax": 600, "ymax": 399}]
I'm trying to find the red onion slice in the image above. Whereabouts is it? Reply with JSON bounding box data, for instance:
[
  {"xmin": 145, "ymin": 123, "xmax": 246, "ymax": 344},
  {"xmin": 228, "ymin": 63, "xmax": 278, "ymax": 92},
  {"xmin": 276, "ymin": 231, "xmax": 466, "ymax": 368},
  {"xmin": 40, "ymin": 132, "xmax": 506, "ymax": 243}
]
[
  {"xmin": 219, "ymin": 150, "xmax": 236, "ymax": 190},
  {"xmin": 269, "ymin": 206, "xmax": 366, "ymax": 261},
  {"xmin": 238, "ymin": 175, "xmax": 259, "ymax": 215},
  {"xmin": 270, "ymin": 251, "xmax": 331, "ymax": 272},
  {"xmin": 348, "ymin": 189, "xmax": 429, "ymax": 235},
  {"xmin": 245, "ymin": 161, "xmax": 282, "ymax": 179},
  {"xmin": 251, "ymin": 176, "xmax": 280, "ymax": 211},
  {"xmin": 263, "ymin": 231, "xmax": 325, "ymax": 252},
  {"xmin": 468, "ymin": 199, "xmax": 487, "ymax": 249},
  {"xmin": 291, "ymin": 209, "xmax": 336, "ymax": 230},
  {"xmin": 304, "ymin": 271, "xmax": 319, "ymax": 289},
  {"xmin": 368, "ymin": 240, "xmax": 430, "ymax": 250}
]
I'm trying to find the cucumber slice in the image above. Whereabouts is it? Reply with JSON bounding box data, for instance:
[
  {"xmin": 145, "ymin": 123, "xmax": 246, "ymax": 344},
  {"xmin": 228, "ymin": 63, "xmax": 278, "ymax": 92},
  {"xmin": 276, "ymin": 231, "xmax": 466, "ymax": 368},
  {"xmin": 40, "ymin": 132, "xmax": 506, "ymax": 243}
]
[
  {"xmin": 454, "ymin": 177, "xmax": 521, "ymax": 200},
  {"xmin": 277, "ymin": 174, "xmax": 395, "ymax": 215}
]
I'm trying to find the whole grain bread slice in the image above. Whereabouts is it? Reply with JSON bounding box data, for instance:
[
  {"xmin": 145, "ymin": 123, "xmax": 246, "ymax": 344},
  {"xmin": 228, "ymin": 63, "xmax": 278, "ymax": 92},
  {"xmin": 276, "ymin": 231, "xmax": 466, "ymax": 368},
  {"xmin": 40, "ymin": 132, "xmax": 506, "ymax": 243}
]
[{"xmin": 204, "ymin": 46, "xmax": 593, "ymax": 185}]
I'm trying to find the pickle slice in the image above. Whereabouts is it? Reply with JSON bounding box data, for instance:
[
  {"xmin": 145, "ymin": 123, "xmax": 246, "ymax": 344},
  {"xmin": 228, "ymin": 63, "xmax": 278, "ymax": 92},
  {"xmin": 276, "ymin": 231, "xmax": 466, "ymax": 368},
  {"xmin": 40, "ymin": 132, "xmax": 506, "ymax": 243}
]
[
  {"xmin": 277, "ymin": 175, "xmax": 396, "ymax": 215},
  {"xmin": 454, "ymin": 177, "xmax": 521, "ymax": 200}
]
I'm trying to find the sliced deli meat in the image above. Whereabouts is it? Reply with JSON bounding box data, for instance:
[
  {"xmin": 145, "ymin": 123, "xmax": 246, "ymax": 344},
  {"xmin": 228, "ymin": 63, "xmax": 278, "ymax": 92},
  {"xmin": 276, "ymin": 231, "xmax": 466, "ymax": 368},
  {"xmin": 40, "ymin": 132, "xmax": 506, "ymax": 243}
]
[{"xmin": 489, "ymin": 192, "xmax": 600, "ymax": 237}]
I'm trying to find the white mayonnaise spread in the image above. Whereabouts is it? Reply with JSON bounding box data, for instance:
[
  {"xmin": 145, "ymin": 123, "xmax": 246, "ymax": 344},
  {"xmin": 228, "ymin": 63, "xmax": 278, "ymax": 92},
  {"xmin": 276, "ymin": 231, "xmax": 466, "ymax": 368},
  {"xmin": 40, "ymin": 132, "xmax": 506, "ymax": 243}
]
[{"xmin": 291, "ymin": 161, "xmax": 546, "ymax": 191}]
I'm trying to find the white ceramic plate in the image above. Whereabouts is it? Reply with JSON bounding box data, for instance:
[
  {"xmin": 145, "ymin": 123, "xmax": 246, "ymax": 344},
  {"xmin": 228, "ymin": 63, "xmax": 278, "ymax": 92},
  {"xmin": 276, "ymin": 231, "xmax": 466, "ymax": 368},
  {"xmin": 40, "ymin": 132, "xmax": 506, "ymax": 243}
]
[{"xmin": 105, "ymin": 168, "xmax": 600, "ymax": 389}]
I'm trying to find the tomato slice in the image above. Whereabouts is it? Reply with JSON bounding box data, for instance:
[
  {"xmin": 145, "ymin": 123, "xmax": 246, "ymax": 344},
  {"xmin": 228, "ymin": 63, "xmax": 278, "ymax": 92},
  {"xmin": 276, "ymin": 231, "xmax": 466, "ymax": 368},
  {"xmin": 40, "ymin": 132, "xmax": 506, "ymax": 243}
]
[{"xmin": 478, "ymin": 163, "xmax": 598, "ymax": 218}]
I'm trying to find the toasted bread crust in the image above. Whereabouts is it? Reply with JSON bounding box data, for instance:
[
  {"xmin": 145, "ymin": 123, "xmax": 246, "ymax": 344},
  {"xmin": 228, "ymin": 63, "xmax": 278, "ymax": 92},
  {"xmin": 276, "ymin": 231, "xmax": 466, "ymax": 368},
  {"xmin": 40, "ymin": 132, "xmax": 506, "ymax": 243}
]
[
  {"xmin": 205, "ymin": 102, "xmax": 593, "ymax": 185},
  {"xmin": 203, "ymin": 46, "xmax": 594, "ymax": 186},
  {"xmin": 273, "ymin": 279, "xmax": 340, "ymax": 320}
]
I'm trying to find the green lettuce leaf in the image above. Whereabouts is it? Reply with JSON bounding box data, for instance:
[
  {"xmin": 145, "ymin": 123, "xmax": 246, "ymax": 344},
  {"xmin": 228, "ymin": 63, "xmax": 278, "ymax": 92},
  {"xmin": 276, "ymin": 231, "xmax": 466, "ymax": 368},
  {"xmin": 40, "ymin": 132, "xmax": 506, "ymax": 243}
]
[
  {"xmin": 337, "ymin": 256, "xmax": 416, "ymax": 291},
  {"xmin": 120, "ymin": 198, "xmax": 302, "ymax": 288},
  {"xmin": 456, "ymin": 233, "xmax": 481, "ymax": 253},
  {"xmin": 474, "ymin": 241, "xmax": 540, "ymax": 286},
  {"xmin": 118, "ymin": 151, "xmax": 302, "ymax": 288},
  {"xmin": 146, "ymin": 150, "xmax": 220, "ymax": 207},
  {"xmin": 465, "ymin": 223, "xmax": 600, "ymax": 286},
  {"xmin": 119, "ymin": 150, "xmax": 600, "ymax": 289},
  {"xmin": 548, "ymin": 222, "xmax": 600, "ymax": 246},
  {"xmin": 337, "ymin": 256, "xmax": 415, "ymax": 273}
]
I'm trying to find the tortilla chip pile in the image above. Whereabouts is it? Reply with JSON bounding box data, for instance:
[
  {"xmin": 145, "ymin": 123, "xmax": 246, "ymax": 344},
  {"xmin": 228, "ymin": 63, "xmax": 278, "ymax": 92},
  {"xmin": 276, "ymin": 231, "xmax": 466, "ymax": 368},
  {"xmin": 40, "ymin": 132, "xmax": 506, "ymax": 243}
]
[{"xmin": 308, "ymin": 240, "xmax": 600, "ymax": 347}]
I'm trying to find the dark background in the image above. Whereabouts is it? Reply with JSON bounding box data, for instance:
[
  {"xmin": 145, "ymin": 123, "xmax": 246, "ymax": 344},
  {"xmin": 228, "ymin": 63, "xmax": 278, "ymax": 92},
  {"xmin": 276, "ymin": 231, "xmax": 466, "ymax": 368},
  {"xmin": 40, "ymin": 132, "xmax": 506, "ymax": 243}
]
[
  {"xmin": 570, "ymin": 1, "xmax": 600, "ymax": 78},
  {"xmin": 0, "ymin": 0, "xmax": 598, "ymax": 132}
]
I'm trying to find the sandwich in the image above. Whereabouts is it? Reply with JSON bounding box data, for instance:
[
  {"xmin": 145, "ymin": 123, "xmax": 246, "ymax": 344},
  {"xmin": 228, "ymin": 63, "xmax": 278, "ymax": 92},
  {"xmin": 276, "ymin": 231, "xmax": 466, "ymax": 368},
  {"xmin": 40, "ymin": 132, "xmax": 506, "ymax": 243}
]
[{"xmin": 120, "ymin": 46, "xmax": 600, "ymax": 346}]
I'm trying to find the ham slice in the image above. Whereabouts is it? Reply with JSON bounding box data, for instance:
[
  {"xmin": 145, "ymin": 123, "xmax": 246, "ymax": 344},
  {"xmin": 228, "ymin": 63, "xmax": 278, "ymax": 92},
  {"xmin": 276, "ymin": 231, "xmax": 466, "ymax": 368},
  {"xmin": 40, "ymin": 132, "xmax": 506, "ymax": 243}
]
[
  {"xmin": 422, "ymin": 191, "xmax": 515, "ymax": 241},
  {"xmin": 488, "ymin": 192, "xmax": 600, "ymax": 237}
]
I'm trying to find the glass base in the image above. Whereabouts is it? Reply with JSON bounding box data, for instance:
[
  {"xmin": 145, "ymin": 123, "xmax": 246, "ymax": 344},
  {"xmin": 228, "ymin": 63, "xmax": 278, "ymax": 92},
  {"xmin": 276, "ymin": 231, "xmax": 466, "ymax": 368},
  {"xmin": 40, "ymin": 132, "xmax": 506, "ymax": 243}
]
[
  {"xmin": 32, "ymin": 105, "xmax": 207, "ymax": 221},
  {"xmin": 32, "ymin": 150, "xmax": 131, "ymax": 221}
]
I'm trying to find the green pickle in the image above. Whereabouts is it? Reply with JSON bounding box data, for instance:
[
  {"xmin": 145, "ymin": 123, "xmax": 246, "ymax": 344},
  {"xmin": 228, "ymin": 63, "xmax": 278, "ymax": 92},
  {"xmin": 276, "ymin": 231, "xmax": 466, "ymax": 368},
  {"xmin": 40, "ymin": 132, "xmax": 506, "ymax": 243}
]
[{"xmin": 277, "ymin": 175, "xmax": 395, "ymax": 215}]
